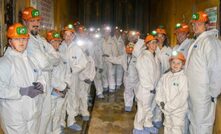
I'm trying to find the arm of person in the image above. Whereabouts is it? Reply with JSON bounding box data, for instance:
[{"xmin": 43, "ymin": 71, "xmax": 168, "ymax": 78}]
[
  {"xmin": 206, "ymin": 39, "xmax": 221, "ymax": 98},
  {"xmin": 0, "ymin": 59, "xmax": 21, "ymax": 99}
]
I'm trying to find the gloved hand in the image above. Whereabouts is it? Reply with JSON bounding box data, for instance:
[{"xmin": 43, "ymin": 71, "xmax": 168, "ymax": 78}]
[
  {"xmin": 32, "ymin": 82, "xmax": 44, "ymax": 92},
  {"xmin": 98, "ymin": 68, "xmax": 103, "ymax": 73},
  {"xmin": 160, "ymin": 102, "xmax": 165, "ymax": 110},
  {"xmin": 102, "ymin": 54, "xmax": 109, "ymax": 57},
  {"xmin": 20, "ymin": 86, "xmax": 43, "ymax": 98},
  {"xmin": 84, "ymin": 79, "xmax": 92, "ymax": 84}
]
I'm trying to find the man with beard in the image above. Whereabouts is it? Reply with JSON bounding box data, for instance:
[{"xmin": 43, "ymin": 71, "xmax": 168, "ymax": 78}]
[{"xmin": 22, "ymin": 7, "xmax": 60, "ymax": 134}]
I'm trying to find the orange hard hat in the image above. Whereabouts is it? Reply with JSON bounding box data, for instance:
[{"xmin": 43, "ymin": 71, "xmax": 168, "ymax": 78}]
[
  {"xmin": 63, "ymin": 24, "xmax": 75, "ymax": 33},
  {"xmin": 191, "ymin": 11, "xmax": 209, "ymax": 23},
  {"xmin": 125, "ymin": 42, "xmax": 135, "ymax": 54},
  {"xmin": 46, "ymin": 31, "xmax": 62, "ymax": 42},
  {"xmin": 155, "ymin": 25, "xmax": 166, "ymax": 35},
  {"xmin": 7, "ymin": 23, "xmax": 29, "ymax": 39},
  {"xmin": 144, "ymin": 34, "xmax": 157, "ymax": 43},
  {"xmin": 170, "ymin": 51, "xmax": 186, "ymax": 64},
  {"xmin": 175, "ymin": 23, "xmax": 190, "ymax": 33},
  {"xmin": 22, "ymin": 7, "xmax": 41, "ymax": 21}
]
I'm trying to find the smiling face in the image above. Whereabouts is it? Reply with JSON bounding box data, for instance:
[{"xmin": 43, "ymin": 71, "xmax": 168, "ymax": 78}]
[
  {"xmin": 170, "ymin": 58, "xmax": 183, "ymax": 73},
  {"xmin": 50, "ymin": 40, "xmax": 61, "ymax": 51},
  {"xmin": 192, "ymin": 22, "xmax": 207, "ymax": 36},
  {"xmin": 25, "ymin": 19, "xmax": 41, "ymax": 36},
  {"xmin": 156, "ymin": 33, "xmax": 165, "ymax": 44},
  {"xmin": 176, "ymin": 31, "xmax": 188, "ymax": 44},
  {"xmin": 9, "ymin": 38, "xmax": 28, "ymax": 53},
  {"xmin": 147, "ymin": 40, "xmax": 158, "ymax": 53},
  {"xmin": 63, "ymin": 31, "xmax": 74, "ymax": 45}
]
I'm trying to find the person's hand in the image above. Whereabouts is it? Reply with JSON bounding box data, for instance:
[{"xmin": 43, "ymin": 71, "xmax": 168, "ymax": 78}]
[
  {"xmin": 84, "ymin": 79, "xmax": 92, "ymax": 84},
  {"xmin": 160, "ymin": 102, "xmax": 165, "ymax": 110},
  {"xmin": 20, "ymin": 86, "xmax": 43, "ymax": 98},
  {"xmin": 32, "ymin": 82, "xmax": 44, "ymax": 92},
  {"xmin": 98, "ymin": 68, "xmax": 103, "ymax": 73},
  {"xmin": 102, "ymin": 54, "xmax": 109, "ymax": 57}
]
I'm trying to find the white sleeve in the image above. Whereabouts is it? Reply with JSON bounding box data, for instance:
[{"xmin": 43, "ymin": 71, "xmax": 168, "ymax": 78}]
[
  {"xmin": 0, "ymin": 59, "xmax": 21, "ymax": 99},
  {"xmin": 155, "ymin": 77, "xmax": 165, "ymax": 106},
  {"xmin": 206, "ymin": 39, "xmax": 221, "ymax": 97}
]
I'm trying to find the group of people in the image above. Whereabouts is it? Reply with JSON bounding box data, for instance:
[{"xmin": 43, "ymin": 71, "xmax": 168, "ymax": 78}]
[{"xmin": 0, "ymin": 6, "xmax": 220, "ymax": 134}]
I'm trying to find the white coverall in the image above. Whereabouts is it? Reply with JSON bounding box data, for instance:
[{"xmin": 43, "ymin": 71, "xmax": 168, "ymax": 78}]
[
  {"xmin": 0, "ymin": 48, "xmax": 45, "ymax": 134},
  {"xmin": 173, "ymin": 38, "xmax": 194, "ymax": 58},
  {"xmin": 59, "ymin": 41, "xmax": 88, "ymax": 127},
  {"xmin": 134, "ymin": 50, "xmax": 161, "ymax": 130},
  {"xmin": 51, "ymin": 57, "xmax": 71, "ymax": 134},
  {"xmin": 27, "ymin": 34, "xmax": 60, "ymax": 134},
  {"xmin": 156, "ymin": 46, "xmax": 172, "ymax": 74},
  {"xmin": 112, "ymin": 35, "xmax": 125, "ymax": 88},
  {"xmin": 78, "ymin": 56, "xmax": 96, "ymax": 116},
  {"xmin": 185, "ymin": 29, "xmax": 221, "ymax": 134},
  {"xmin": 105, "ymin": 54, "xmax": 138, "ymax": 108},
  {"xmin": 101, "ymin": 36, "xmax": 116, "ymax": 90},
  {"xmin": 90, "ymin": 38, "xmax": 104, "ymax": 95},
  {"xmin": 155, "ymin": 70, "xmax": 188, "ymax": 134}
]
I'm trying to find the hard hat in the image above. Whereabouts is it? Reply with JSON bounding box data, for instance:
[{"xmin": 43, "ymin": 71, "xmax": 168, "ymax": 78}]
[
  {"xmin": 22, "ymin": 7, "xmax": 41, "ymax": 21},
  {"xmin": 175, "ymin": 23, "xmax": 190, "ymax": 33},
  {"xmin": 7, "ymin": 23, "xmax": 29, "ymax": 39},
  {"xmin": 128, "ymin": 30, "xmax": 140, "ymax": 36},
  {"xmin": 46, "ymin": 31, "xmax": 62, "ymax": 41},
  {"xmin": 125, "ymin": 42, "xmax": 135, "ymax": 54},
  {"xmin": 156, "ymin": 25, "xmax": 166, "ymax": 35},
  {"xmin": 144, "ymin": 34, "xmax": 157, "ymax": 43},
  {"xmin": 191, "ymin": 11, "xmax": 209, "ymax": 23},
  {"xmin": 170, "ymin": 51, "xmax": 186, "ymax": 64},
  {"xmin": 63, "ymin": 24, "xmax": 75, "ymax": 33}
]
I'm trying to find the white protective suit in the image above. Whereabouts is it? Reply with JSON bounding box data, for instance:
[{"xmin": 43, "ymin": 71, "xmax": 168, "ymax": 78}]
[
  {"xmin": 185, "ymin": 29, "xmax": 221, "ymax": 134},
  {"xmin": 77, "ymin": 38, "xmax": 96, "ymax": 117},
  {"xmin": 0, "ymin": 48, "xmax": 45, "ymax": 134},
  {"xmin": 105, "ymin": 54, "xmax": 138, "ymax": 108},
  {"xmin": 112, "ymin": 35, "xmax": 125, "ymax": 88},
  {"xmin": 134, "ymin": 50, "xmax": 161, "ymax": 130},
  {"xmin": 51, "ymin": 57, "xmax": 71, "ymax": 134},
  {"xmin": 155, "ymin": 70, "xmax": 188, "ymax": 134},
  {"xmin": 156, "ymin": 46, "xmax": 172, "ymax": 74},
  {"xmin": 90, "ymin": 38, "xmax": 104, "ymax": 95},
  {"xmin": 59, "ymin": 40, "xmax": 88, "ymax": 127},
  {"xmin": 27, "ymin": 34, "xmax": 60, "ymax": 134},
  {"xmin": 101, "ymin": 36, "xmax": 116, "ymax": 90},
  {"xmin": 173, "ymin": 38, "xmax": 194, "ymax": 58}
]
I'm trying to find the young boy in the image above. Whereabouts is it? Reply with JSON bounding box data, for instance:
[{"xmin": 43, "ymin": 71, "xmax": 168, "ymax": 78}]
[
  {"xmin": 0, "ymin": 23, "xmax": 44, "ymax": 134},
  {"xmin": 46, "ymin": 30, "xmax": 70, "ymax": 134},
  {"xmin": 104, "ymin": 42, "xmax": 138, "ymax": 112},
  {"xmin": 155, "ymin": 51, "xmax": 188, "ymax": 134}
]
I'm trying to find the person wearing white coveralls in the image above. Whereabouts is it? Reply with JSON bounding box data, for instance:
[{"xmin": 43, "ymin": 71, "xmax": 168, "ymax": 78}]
[
  {"xmin": 104, "ymin": 42, "xmax": 138, "ymax": 112},
  {"xmin": 133, "ymin": 34, "xmax": 160, "ymax": 134},
  {"xmin": 185, "ymin": 11, "xmax": 221, "ymax": 134},
  {"xmin": 90, "ymin": 32, "xmax": 105, "ymax": 98},
  {"xmin": 173, "ymin": 23, "xmax": 194, "ymax": 58},
  {"xmin": 173, "ymin": 22, "xmax": 193, "ymax": 134},
  {"xmin": 0, "ymin": 23, "xmax": 45, "ymax": 134},
  {"xmin": 76, "ymin": 31, "xmax": 96, "ymax": 121},
  {"xmin": 156, "ymin": 51, "xmax": 188, "ymax": 134},
  {"xmin": 101, "ymin": 26, "xmax": 116, "ymax": 92},
  {"xmin": 22, "ymin": 7, "xmax": 60, "ymax": 134},
  {"xmin": 59, "ymin": 24, "xmax": 88, "ymax": 131},
  {"xmin": 46, "ymin": 31, "xmax": 70, "ymax": 134},
  {"xmin": 112, "ymin": 27, "xmax": 125, "ymax": 90}
]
